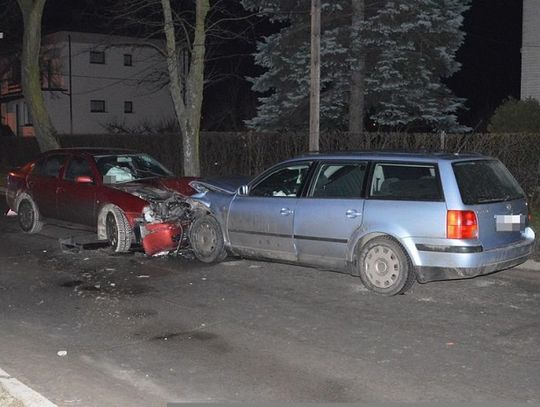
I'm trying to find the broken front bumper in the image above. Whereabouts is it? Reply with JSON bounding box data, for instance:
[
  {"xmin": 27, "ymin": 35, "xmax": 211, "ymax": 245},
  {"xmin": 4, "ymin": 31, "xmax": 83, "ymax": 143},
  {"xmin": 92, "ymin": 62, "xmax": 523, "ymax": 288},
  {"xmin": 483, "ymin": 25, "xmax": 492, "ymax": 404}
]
[{"xmin": 139, "ymin": 222, "xmax": 185, "ymax": 256}]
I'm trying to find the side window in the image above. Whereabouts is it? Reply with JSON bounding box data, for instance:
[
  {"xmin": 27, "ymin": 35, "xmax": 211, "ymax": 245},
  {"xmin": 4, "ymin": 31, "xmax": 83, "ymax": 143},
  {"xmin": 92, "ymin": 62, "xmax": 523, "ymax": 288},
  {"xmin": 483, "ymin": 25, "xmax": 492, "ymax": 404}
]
[
  {"xmin": 369, "ymin": 163, "xmax": 442, "ymax": 201},
  {"xmin": 32, "ymin": 154, "xmax": 67, "ymax": 178},
  {"xmin": 64, "ymin": 156, "xmax": 94, "ymax": 182},
  {"xmin": 310, "ymin": 162, "xmax": 366, "ymax": 198},
  {"xmin": 250, "ymin": 164, "xmax": 311, "ymax": 197}
]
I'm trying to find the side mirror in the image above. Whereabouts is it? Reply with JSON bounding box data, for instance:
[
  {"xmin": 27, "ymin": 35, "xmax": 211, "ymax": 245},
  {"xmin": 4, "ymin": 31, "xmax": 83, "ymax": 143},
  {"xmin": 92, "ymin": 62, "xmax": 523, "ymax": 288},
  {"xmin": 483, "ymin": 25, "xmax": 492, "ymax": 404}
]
[
  {"xmin": 75, "ymin": 175, "xmax": 94, "ymax": 184},
  {"xmin": 238, "ymin": 185, "xmax": 249, "ymax": 196}
]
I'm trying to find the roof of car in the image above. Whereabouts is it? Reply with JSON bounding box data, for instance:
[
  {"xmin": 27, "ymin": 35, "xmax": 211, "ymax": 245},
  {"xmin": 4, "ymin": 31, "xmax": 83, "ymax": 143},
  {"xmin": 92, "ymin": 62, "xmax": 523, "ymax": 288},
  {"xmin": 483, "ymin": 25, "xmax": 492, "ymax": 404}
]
[{"xmin": 293, "ymin": 151, "xmax": 488, "ymax": 162}]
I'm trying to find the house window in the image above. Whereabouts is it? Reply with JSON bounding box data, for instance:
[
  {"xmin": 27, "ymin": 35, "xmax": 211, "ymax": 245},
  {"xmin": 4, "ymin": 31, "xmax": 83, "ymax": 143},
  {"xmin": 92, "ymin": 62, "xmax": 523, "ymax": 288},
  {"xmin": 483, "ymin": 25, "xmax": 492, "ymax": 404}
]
[
  {"xmin": 89, "ymin": 51, "xmax": 105, "ymax": 64},
  {"xmin": 123, "ymin": 54, "xmax": 133, "ymax": 66},
  {"xmin": 124, "ymin": 101, "xmax": 133, "ymax": 113},
  {"xmin": 90, "ymin": 100, "xmax": 106, "ymax": 113}
]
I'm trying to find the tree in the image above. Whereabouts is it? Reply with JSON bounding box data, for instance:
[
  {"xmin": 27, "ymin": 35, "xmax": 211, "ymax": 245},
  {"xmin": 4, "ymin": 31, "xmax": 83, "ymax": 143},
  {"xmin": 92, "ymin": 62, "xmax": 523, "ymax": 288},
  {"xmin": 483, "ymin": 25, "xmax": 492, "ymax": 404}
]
[
  {"xmin": 113, "ymin": 0, "xmax": 258, "ymax": 176},
  {"xmin": 160, "ymin": 0, "xmax": 209, "ymax": 176},
  {"xmin": 243, "ymin": 0, "xmax": 470, "ymax": 133},
  {"xmin": 16, "ymin": 0, "xmax": 59, "ymax": 151},
  {"xmin": 488, "ymin": 98, "xmax": 540, "ymax": 133}
]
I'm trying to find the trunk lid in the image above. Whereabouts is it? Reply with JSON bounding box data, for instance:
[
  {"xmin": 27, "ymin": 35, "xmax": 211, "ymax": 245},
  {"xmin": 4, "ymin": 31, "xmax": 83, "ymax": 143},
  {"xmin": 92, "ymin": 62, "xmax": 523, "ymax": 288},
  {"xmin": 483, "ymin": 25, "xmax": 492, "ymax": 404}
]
[{"xmin": 452, "ymin": 159, "xmax": 528, "ymax": 250}]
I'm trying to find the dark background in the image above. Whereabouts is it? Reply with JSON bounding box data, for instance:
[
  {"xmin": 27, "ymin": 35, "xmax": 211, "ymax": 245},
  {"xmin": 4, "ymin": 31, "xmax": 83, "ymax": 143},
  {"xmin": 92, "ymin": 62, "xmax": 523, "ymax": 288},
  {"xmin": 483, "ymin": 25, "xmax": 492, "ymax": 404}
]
[{"xmin": 0, "ymin": 0, "xmax": 524, "ymax": 131}]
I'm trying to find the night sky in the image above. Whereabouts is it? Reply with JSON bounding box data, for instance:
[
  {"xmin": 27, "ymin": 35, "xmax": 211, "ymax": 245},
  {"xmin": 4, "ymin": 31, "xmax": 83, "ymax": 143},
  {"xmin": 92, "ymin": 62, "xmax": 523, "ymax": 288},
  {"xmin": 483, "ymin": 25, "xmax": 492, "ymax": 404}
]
[{"xmin": 1, "ymin": 0, "xmax": 524, "ymax": 132}]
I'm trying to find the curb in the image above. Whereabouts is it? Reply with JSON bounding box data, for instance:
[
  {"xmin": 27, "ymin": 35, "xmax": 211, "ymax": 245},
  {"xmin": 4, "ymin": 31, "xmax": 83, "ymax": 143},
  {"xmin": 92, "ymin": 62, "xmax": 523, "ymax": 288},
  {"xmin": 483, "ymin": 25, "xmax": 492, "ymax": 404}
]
[{"xmin": 0, "ymin": 367, "xmax": 57, "ymax": 407}]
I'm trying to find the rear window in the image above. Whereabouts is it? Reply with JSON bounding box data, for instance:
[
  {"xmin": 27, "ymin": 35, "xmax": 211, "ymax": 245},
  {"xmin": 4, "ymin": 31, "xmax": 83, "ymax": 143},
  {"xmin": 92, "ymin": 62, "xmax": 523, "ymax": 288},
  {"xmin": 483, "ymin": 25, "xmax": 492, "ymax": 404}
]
[{"xmin": 452, "ymin": 160, "xmax": 525, "ymax": 205}]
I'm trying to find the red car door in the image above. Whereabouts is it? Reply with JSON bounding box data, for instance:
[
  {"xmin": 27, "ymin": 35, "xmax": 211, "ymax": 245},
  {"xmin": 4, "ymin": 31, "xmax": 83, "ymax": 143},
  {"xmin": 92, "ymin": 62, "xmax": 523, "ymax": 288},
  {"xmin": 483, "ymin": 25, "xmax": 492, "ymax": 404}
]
[
  {"xmin": 26, "ymin": 153, "xmax": 68, "ymax": 219},
  {"xmin": 57, "ymin": 154, "xmax": 99, "ymax": 226}
]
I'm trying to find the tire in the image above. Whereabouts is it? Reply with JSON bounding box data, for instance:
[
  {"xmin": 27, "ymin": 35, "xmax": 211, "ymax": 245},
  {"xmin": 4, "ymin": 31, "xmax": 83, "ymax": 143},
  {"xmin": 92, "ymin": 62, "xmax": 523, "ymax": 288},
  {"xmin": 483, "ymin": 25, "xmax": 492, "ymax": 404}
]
[
  {"xmin": 105, "ymin": 206, "xmax": 132, "ymax": 253},
  {"xmin": 358, "ymin": 236, "xmax": 415, "ymax": 296},
  {"xmin": 190, "ymin": 215, "xmax": 227, "ymax": 263},
  {"xmin": 17, "ymin": 196, "xmax": 44, "ymax": 234}
]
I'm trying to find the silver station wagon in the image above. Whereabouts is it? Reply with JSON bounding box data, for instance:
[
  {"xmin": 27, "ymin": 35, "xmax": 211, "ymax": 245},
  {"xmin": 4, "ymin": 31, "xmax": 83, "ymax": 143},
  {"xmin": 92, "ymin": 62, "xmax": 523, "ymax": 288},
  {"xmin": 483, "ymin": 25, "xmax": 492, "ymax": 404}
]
[{"xmin": 189, "ymin": 152, "xmax": 536, "ymax": 296}]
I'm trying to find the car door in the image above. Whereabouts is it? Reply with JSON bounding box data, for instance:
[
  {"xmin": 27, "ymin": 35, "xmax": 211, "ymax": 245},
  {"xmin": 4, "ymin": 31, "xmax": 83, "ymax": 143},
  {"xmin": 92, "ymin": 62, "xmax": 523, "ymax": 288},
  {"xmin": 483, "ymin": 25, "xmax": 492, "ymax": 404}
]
[
  {"xmin": 26, "ymin": 153, "xmax": 68, "ymax": 218},
  {"xmin": 227, "ymin": 162, "xmax": 312, "ymax": 262},
  {"xmin": 57, "ymin": 154, "xmax": 99, "ymax": 226},
  {"xmin": 294, "ymin": 161, "xmax": 368, "ymax": 270}
]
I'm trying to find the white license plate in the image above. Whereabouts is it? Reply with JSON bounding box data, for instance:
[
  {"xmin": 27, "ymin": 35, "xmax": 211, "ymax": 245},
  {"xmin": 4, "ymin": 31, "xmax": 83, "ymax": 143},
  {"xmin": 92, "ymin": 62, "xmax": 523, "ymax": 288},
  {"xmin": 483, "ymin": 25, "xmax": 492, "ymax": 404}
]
[{"xmin": 495, "ymin": 214, "xmax": 525, "ymax": 232}]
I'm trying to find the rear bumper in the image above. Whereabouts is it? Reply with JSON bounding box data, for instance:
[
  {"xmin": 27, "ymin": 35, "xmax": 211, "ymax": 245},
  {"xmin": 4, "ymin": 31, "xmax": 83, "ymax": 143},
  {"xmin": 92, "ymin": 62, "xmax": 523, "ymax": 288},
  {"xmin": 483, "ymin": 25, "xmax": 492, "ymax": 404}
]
[{"xmin": 414, "ymin": 234, "xmax": 536, "ymax": 283}]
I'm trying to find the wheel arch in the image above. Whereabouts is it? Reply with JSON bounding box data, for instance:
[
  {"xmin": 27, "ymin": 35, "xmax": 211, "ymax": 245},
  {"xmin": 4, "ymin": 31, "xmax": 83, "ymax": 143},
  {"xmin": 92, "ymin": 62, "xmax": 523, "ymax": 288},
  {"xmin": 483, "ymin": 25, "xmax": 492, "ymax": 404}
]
[{"xmin": 348, "ymin": 230, "xmax": 418, "ymax": 276}]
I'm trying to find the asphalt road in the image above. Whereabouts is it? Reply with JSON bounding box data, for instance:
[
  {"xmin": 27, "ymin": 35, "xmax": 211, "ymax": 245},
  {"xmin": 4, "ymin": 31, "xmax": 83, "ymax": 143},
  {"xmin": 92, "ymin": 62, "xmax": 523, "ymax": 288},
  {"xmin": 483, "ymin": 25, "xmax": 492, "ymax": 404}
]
[{"xmin": 0, "ymin": 200, "xmax": 539, "ymax": 405}]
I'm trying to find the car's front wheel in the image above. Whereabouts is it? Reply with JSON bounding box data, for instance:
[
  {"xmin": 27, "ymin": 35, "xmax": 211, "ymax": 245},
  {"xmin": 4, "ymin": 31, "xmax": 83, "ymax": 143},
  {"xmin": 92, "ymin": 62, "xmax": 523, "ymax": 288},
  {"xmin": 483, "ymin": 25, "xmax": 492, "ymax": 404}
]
[
  {"xmin": 17, "ymin": 195, "xmax": 44, "ymax": 234},
  {"xmin": 190, "ymin": 215, "xmax": 227, "ymax": 263},
  {"xmin": 105, "ymin": 206, "xmax": 132, "ymax": 253},
  {"xmin": 358, "ymin": 237, "xmax": 415, "ymax": 296}
]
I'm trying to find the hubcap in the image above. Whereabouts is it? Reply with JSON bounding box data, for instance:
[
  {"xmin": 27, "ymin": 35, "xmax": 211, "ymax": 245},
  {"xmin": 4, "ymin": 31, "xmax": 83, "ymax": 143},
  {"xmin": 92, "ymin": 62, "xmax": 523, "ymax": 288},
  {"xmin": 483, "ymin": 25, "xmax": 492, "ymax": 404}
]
[
  {"xmin": 195, "ymin": 221, "xmax": 217, "ymax": 256},
  {"xmin": 364, "ymin": 245, "xmax": 400, "ymax": 288},
  {"xmin": 19, "ymin": 201, "xmax": 33, "ymax": 230},
  {"xmin": 106, "ymin": 213, "xmax": 118, "ymax": 248}
]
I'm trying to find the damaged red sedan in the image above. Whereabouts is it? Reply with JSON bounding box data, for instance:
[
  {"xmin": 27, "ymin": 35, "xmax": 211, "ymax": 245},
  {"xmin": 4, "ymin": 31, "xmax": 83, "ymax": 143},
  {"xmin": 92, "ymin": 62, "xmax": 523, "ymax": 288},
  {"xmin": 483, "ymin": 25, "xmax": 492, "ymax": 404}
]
[{"xmin": 6, "ymin": 148, "xmax": 199, "ymax": 256}]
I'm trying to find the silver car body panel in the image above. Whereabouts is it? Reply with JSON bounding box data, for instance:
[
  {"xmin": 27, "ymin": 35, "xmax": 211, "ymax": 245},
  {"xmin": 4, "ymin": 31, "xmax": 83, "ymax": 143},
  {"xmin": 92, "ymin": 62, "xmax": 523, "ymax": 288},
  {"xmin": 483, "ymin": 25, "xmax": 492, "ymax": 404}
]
[{"xmin": 192, "ymin": 152, "xmax": 536, "ymax": 282}]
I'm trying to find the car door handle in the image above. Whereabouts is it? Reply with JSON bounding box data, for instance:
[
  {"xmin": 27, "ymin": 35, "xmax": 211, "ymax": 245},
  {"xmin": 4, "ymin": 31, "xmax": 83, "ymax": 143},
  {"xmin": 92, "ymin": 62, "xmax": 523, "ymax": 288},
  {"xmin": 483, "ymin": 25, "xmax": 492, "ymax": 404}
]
[
  {"xmin": 280, "ymin": 208, "xmax": 293, "ymax": 216},
  {"xmin": 346, "ymin": 209, "xmax": 361, "ymax": 219}
]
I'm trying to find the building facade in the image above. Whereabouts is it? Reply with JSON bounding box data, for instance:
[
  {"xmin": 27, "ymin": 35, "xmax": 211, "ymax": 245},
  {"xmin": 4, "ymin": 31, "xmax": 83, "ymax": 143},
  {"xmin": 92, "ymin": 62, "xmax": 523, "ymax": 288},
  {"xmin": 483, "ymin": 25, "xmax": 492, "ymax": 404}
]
[
  {"xmin": 0, "ymin": 31, "xmax": 175, "ymax": 136},
  {"xmin": 521, "ymin": 0, "xmax": 540, "ymax": 100}
]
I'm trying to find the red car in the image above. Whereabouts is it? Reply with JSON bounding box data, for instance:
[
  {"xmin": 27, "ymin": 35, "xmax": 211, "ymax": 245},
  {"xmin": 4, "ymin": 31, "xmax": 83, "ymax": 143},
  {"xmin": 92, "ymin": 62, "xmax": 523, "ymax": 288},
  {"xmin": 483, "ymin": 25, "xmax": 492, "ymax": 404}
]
[{"xmin": 6, "ymin": 148, "xmax": 199, "ymax": 256}]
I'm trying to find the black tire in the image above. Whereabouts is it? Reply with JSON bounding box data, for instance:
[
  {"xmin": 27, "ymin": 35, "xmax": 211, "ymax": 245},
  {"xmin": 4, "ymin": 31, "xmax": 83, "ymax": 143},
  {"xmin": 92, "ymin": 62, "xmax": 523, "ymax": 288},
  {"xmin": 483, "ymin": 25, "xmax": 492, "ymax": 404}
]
[
  {"xmin": 358, "ymin": 236, "xmax": 415, "ymax": 296},
  {"xmin": 17, "ymin": 196, "xmax": 44, "ymax": 233},
  {"xmin": 190, "ymin": 215, "xmax": 227, "ymax": 263},
  {"xmin": 105, "ymin": 206, "xmax": 132, "ymax": 253}
]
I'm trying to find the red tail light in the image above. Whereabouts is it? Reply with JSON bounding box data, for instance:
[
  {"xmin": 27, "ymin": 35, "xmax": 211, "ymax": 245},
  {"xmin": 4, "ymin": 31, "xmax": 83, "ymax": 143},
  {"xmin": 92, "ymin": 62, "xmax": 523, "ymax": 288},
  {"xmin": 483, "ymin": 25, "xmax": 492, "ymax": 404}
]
[{"xmin": 447, "ymin": 210, "xmax": 478, "ymax": 239}]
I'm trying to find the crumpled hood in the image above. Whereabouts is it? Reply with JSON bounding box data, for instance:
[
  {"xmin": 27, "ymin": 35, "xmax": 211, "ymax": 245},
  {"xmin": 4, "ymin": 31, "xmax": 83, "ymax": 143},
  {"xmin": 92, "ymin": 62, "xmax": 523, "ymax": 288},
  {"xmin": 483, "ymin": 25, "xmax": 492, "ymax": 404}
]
[
  {"xmin": 111, "ymin": 177, "xmax": 196, "ymax": 201},
  {"xmin": 112, "ymin": 183, "xmax": 173, "ymax": 201}
]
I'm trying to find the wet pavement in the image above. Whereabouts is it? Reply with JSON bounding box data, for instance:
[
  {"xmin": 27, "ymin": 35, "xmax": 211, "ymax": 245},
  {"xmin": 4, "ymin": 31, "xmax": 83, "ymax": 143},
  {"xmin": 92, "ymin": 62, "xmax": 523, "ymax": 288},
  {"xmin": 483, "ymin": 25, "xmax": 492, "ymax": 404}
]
[{"xmin": 0, "ymin": 200, "xmax": 539, "ymax": 405}]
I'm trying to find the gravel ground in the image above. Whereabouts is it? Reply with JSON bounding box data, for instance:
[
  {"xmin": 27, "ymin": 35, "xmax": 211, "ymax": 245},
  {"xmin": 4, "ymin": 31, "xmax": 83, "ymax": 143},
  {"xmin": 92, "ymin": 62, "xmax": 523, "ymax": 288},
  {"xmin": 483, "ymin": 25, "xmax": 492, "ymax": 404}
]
[{"xmin": 0, "ymin": 385, "xmax": 23, "ymax": 407}]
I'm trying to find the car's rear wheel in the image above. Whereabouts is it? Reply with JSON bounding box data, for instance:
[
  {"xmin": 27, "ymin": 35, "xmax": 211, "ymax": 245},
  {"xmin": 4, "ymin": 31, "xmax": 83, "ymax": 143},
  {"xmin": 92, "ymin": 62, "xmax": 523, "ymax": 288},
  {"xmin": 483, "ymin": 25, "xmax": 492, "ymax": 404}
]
[
  {"xmin": 358, "ymin": 237, "xmax": 415, "ymax": 296},
  {"xmin": 17, "ymin": 195, "xmax": 44, "ymax": 234},
  {"xmin": 105, "ymin": 207, "xmax": 132, "ymax": 253},
  {"xmin": 190, "ymin": 215, "xmax": 227, "ymax": 263}
]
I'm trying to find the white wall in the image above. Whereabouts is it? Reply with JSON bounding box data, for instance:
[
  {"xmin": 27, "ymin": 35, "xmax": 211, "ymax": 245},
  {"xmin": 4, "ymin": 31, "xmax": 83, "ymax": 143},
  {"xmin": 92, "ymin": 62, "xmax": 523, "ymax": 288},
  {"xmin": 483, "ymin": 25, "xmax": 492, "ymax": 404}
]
[
  {"xmin": 43, "ymin": 32, "xmax": 175, "ymax": 134},
  {"xmin": 521, "ymin": 0, "xmax": 540, "ymax": 100}
]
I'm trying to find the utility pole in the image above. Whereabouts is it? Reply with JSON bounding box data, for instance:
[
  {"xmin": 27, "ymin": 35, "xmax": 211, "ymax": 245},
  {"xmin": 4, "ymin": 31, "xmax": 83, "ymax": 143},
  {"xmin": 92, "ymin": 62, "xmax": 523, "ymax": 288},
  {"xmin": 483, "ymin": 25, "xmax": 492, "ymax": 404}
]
[{"xmin": 309, "ymin": 0, "xmax": 321, "ymax": 153}]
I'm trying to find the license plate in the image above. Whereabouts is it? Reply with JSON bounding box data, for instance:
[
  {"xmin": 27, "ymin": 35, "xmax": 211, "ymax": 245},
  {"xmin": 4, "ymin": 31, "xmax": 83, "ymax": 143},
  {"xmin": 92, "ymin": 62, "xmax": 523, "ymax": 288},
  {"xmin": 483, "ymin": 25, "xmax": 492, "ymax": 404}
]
[{"xmin": 495, "ymin": 214, "xmax": 525, "ymax": 232}]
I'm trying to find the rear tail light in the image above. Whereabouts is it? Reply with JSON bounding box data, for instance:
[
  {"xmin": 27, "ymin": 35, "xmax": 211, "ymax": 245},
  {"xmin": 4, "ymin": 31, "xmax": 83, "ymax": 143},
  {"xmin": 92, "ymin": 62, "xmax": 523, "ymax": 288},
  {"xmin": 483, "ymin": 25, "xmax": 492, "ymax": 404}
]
[{"xmin": 447, "ymin": 210, "xmax": 478, "ymax": 239}]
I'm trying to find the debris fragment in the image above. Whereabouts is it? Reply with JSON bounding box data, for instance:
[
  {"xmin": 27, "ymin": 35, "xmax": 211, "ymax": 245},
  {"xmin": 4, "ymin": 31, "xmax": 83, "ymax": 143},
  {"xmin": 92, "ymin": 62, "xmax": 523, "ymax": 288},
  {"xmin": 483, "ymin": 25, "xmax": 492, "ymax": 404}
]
[
  {"xmin": 59, "ymin": 237, "xmax": 80, "ymax": 253},
  {"xmin": 137, "ymin": 275, "xmax": 150, "ymax": 279},
  {"xmin": 57, "ymin": 350, "xmax": 67, "ymax": 357}
]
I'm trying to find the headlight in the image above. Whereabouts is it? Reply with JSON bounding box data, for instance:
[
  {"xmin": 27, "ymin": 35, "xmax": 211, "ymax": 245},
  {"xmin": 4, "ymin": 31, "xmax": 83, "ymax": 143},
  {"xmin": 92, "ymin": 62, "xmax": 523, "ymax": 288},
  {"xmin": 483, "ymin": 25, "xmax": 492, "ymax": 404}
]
[{"xmin": 143, "ymin": 206, "xmax": 157, "ymax": 223}]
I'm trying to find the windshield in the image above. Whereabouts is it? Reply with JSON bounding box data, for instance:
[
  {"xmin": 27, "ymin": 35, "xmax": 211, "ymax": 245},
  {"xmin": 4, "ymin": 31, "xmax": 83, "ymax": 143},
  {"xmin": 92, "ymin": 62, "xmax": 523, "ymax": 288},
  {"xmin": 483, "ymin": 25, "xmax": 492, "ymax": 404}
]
[
  {"xmin": 94, "ymin": 153, "xmax": 173, "ymax": 184},
  {"xmin": 452, "ymin": 160, "xmax": 525, "ymax": 205}
]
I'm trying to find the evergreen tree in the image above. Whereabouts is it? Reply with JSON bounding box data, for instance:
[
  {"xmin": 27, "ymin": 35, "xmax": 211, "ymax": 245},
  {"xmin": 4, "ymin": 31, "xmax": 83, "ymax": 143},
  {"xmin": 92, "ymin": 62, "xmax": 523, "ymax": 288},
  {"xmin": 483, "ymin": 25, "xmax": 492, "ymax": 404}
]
[{"xmin": 242, "ymin": 0, "xmax": 470, "ymax": 132}]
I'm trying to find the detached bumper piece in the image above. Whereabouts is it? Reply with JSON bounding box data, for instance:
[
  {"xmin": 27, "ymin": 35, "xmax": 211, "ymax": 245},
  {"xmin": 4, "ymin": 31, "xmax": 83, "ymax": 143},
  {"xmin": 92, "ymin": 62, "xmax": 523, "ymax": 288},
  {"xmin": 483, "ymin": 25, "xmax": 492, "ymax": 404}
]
[{"xmin": 140, "ymin": 222, "xmax": 184, "ymax": 256}]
